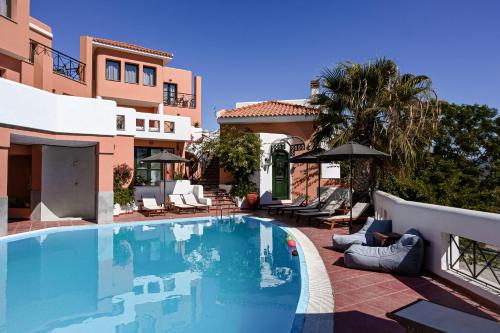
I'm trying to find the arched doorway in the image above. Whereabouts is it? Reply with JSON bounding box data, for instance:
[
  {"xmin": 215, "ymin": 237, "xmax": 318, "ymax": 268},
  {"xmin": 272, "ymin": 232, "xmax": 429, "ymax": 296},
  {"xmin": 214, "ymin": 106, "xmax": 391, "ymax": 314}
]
[{"xmin": 272, "ymin": 149, "xmax": 289, "ymax": 200}]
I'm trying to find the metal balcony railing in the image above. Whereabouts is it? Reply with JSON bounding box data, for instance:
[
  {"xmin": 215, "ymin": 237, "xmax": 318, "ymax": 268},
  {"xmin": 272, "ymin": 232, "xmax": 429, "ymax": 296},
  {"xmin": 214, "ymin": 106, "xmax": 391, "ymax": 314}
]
[
  {"xmin": 163, "ymin": 93, "xmax": 196, "ymax": 109},
  {"xmin": 449, "ymin": 235, "xmax": 499, "ymax": 291},
  {"xmin": 29, "ymin": 40, "xmax": 86, "ymax": 83}
]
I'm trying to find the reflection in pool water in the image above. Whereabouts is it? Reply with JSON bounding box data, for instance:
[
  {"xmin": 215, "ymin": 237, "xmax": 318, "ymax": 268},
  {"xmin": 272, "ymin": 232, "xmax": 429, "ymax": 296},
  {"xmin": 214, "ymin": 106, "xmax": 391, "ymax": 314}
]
[{"xmin": 0, "ymin": 216, "xmax": 301, "ymax": 333}]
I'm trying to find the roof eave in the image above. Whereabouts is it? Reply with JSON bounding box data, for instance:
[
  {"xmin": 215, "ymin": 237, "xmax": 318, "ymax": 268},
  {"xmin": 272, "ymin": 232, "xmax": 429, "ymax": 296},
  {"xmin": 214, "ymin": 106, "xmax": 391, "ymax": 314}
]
[
  {"xmin": 217, "ymin": 114, "xmax": 317, "ymax": 124},
  {"xmin": 92, "ymin": 41, "xmax": 174, "ymax": 65}
]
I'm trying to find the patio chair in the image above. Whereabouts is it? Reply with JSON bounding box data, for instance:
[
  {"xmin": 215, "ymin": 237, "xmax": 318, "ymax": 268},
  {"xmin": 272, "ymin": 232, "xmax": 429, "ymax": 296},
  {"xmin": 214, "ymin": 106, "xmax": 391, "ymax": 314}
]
[
  {"xmin": 294, "ymin": 188, "xmax": 348, "ymax": 223},
  {"xmin": 167, "ymin": 194, "xmax": 196, "ymax": 214},
  {"xmin": 344, "ymin": 228, "xmax": 425, "ymax": 275},
  {"xmin": 141, "ymin": 197, "xmax": 166, "ymax": 216},
  {"xmin": 182, "ymin": 193, "xmax": 210, "ymax": 212},
  {"xmin": 281, "ymin": 187, "xmax": 336, "ymax": 216},
  {"xmin": 331, "ymin": 217, "xmax": 392, "ymax": 250},
  {"xmin": 386, "ymin": 299, "xmax": 500, "ymax": 333},
  {"xmin": 317, "ymin": 202, "xmax": 371, "ymax": 230},
  {"xmin": 266, "ymin": 195, "xmax": 306, "ymax": 214}
]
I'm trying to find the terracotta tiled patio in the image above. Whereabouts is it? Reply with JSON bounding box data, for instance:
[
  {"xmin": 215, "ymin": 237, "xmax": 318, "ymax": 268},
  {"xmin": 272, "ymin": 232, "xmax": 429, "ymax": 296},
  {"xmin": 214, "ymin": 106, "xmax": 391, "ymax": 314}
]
[{"xmin": 6, "ymin": 210, "xmax": 500, "ymax": 332}]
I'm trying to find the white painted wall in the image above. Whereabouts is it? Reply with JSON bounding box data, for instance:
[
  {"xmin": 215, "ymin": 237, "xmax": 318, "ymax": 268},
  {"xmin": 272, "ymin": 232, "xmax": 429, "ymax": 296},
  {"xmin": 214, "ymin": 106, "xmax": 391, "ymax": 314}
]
[
  {"xmin": 256, "ymin": 133, "xmax": 291, "ymax": 205},
  {"xmin": 373, "ymin": 191, "xmax": 500, "ymax": 305},
  {"xmin": 0, "ymin": 78, "xmax": 192, "ymax": 141},
  {"xmin": 41, "ymin": 146, "xmax": 96, "ymax": 220},
  {"xmin": 131, "ymin": 112, "xmax": 191, "ymax": 141},
  {"xmin": 0, "ymin": 78, "xmax": 116, "ymax": 135}
]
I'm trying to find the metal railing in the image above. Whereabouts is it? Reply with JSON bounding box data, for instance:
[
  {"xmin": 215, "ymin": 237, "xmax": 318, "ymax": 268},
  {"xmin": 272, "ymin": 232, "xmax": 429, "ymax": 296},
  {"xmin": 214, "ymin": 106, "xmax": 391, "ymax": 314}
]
[
  {"xmin": 163, "ymin": 93, "xmax": 196, "ymax": 109},
  {"xmin": 29, "ymin": 40, "xmax": 86, "ymax": 83},
  {"xmin": 449, "ymin": 235, "xmax": 500, "ymax": 291}
]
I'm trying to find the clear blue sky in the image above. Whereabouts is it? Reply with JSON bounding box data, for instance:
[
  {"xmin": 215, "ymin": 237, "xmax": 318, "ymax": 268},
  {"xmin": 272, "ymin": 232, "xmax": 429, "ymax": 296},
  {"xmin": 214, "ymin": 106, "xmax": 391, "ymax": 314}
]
[{"xmin": 31, "ymin": 0, "xmax": 500, "ymax": 130}]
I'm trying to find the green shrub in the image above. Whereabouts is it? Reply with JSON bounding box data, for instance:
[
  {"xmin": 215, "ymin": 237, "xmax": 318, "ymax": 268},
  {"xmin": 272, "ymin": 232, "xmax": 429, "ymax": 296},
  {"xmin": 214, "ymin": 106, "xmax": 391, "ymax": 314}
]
[
  {"xmin": 198, "ymin": 126, "xmax": 261, "ymax": 197},
  {"xmin": 113, "ymin": 164, "xmax": 135, "ymax": 206}
]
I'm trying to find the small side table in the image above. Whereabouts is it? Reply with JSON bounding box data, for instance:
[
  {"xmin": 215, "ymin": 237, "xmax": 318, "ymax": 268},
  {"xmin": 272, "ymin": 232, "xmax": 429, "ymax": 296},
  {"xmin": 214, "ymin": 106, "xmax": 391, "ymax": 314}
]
[
  {"xmin": 335, "ymin": 207, "xmax": 350, "ymax": 215},
  {"xmin": 372, "ymin": 232, "xmax": 402, "ymax": 246}
]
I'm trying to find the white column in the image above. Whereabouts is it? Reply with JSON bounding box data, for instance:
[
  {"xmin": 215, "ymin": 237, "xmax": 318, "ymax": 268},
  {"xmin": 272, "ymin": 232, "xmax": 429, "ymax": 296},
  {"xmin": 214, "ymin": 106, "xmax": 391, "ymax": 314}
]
[{"xmin": 158, "ymin": 103, "xmax": 164, "ymax": 115}]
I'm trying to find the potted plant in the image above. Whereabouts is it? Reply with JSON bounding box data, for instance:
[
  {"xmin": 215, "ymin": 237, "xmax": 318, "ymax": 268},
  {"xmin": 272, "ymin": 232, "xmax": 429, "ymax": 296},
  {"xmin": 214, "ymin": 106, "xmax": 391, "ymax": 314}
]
[
  {"xmin": 113, "ymin": 164, "xmax": 135, "ymax": 215},
  {"xmin": 231, "ymin": 180, "xmax": 259, "ymax": 209}
]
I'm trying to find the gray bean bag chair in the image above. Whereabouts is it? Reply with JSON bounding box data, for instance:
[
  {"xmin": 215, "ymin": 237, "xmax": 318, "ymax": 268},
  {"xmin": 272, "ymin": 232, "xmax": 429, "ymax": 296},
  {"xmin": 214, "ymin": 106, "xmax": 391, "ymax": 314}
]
[
  {"xmin": 344, "ymin": 228, "xmax": 424, "ymax": 276},
  {"xmin": 332, "ymin": 217, "xmax": 392, "ymax": 251}
]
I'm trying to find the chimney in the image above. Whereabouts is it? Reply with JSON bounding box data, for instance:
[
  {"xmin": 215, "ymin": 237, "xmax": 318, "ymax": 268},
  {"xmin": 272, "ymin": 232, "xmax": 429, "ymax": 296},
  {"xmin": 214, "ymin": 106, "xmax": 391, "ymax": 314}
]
[{"xmin": 310, "ymin": 79, "xmax": 320, "ymax": 96}]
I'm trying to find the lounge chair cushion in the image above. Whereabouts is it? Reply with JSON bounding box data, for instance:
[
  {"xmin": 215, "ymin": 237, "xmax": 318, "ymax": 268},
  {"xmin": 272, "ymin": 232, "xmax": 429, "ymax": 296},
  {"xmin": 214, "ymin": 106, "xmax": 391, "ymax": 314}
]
[
  {"xmin": 142, "ymin": 198, "xmax": 162, "ymax": 209},
  {"xmin": 344, "ymin": 228, "xmax": 424, "ymax": 275},
  {"xmin": 168, "ymin": 195, "xmax": 193, "ymax": 209},
  {"xmin": 183, "ymin": 193, "xmax": 203, "ymax": 206},
  {"xmin": 332, "ymin": 217, "xmax": 392, "ymax": 250}
]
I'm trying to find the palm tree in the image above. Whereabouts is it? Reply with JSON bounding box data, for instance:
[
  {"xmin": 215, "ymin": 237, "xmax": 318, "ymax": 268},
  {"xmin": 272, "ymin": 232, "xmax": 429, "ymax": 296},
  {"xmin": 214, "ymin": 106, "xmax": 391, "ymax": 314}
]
[{"xmin": 310, "ymin": 58, "xmax": 440, "ymax": 196}]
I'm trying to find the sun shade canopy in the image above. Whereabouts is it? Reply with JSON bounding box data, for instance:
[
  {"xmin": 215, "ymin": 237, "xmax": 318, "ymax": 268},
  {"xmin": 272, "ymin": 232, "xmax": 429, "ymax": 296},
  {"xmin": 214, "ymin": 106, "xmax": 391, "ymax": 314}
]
[
  {"xmin": 289, "ymin": 148, "xmax": 325, "ymax": 163},
  {"xmin": 318, "ymin": 143, "xmax": 389, "ymax": 161},
  {"xmin": 140, "ymin": 152, "xmax": 190, "ymax": 163}
]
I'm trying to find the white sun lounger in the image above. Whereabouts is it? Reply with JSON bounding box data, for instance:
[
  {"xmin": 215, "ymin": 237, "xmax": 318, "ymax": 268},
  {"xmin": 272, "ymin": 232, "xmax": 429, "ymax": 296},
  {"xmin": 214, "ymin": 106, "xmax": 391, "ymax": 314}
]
[
  {"xmin": 141, "ymin": 197, "xmax": 166, "ymax": 216},
  {"xmin": 182, "ymin": 193, "xmax": 210, "ymax": 212},
  {"xmin": 168, "ymin": 194, "xmax": 196, "ymax": 214}
]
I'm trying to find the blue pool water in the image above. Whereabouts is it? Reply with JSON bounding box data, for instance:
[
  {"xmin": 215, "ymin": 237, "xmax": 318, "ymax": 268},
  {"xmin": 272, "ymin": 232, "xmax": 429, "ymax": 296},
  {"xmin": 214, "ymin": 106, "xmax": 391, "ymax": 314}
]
[{"xmin": 0, "ymin": 216, "xmax": 303, "ymax": 333}]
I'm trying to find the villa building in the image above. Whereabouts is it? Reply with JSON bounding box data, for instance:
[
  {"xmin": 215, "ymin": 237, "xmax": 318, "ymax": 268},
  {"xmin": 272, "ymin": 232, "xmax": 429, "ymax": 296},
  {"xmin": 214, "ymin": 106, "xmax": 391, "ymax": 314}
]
[
  {"xmin": 0, "ymin": 0, "xmax": 202, "ymax": 234},
  {"xmin": 216, "ymin": 81, "xmax": 340, "ymax": 205}
]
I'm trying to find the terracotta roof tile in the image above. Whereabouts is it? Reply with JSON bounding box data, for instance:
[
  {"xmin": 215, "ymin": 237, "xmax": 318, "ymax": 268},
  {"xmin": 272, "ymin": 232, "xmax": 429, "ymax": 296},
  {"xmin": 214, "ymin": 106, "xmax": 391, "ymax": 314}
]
[
  {"xmin": 92, "ymin": 37, "xmax": 173, "ymax": 59},
  {"xmin": 218, "ymin": 101, "xmax": 318, "ymax": 119}
]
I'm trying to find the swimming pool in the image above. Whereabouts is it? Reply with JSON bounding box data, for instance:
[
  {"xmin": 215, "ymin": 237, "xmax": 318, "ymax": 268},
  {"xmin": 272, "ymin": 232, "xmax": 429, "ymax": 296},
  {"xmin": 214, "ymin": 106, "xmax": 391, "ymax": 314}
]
[{"xmin": 0, "ymin": 216, "xmax": 305, "ymax": 333}]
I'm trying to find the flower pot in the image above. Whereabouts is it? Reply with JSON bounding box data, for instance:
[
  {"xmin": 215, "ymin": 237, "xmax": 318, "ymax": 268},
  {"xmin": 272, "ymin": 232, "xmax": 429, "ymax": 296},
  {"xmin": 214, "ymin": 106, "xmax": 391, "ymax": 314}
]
[{"xmin": 245, "ymin": 192, "xmax": 259, "ymax": 210}]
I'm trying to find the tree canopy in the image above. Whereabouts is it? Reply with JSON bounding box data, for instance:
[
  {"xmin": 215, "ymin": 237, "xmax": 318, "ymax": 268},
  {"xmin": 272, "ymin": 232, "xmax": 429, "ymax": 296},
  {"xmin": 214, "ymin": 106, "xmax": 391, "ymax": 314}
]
[{"xmin": 382, "ymin": 103, "xmax": 499, "ymax": 213}]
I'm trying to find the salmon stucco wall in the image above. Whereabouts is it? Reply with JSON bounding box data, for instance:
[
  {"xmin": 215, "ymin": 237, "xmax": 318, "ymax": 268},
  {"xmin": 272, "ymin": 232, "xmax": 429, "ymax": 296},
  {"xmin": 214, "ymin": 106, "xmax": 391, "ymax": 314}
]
[{"xmin": 219, "ymin": 121, "xmax": 340, "ymax": 200}]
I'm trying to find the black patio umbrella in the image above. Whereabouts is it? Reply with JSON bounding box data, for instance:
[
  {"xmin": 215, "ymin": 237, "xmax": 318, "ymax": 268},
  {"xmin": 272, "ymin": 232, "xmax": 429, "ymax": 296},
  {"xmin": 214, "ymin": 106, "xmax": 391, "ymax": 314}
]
[
  {"xmin": 140, "ymin": 152, "xmax": 190, "ymax": 207},
  {"xmin": 290, "ymin": 148, "xmax": 324, "ymax": 204},
  {"xmin": 317, "ymin": 143, "xmax": 389, "ymax": 228}
]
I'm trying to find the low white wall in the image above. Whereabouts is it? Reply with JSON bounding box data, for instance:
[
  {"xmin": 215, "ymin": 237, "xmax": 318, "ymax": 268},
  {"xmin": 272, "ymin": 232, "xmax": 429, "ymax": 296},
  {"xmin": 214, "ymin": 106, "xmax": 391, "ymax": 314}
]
[
  {"xmin": 132, "ymin": 112, "xmax": 191, "ymax": 141},
  {"xmin": 162, "ymin": 180, "xmax": 191, "ymax": 195},
  {"xmin": 134, "ymin": 186, "xmax": 162, "ymax": 203},
  {"xmin": 373, "ymin": 190, "xmax": 500, "ymax": 304},
  {"xmin": 0, "ymin": 78, "xmax": 116, "ymax": 136}
]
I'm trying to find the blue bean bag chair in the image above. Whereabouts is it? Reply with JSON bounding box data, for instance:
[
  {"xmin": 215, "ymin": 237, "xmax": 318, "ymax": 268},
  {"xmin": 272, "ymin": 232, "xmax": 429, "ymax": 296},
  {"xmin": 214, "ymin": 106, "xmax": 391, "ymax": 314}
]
[
  {"xmin": 332, "ymin": 217, "xmax": 392, "ymax": 251},
  {"xmin": 343, "ymin": 228, "xmax": 425, "ymax": 276}
]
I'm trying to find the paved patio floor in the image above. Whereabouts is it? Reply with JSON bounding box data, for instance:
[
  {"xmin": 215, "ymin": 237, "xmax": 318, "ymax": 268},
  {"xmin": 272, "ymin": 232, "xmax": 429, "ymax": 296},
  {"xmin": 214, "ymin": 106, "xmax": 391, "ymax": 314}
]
[{"xmin": 6, "ymin": 210, "xmax": 500, "ymax": 332}]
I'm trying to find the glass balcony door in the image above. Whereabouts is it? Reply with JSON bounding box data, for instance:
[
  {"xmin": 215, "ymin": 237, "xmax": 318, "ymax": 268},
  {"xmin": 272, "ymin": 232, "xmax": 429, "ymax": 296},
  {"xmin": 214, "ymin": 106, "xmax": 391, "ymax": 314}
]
[{"xmin": 163, "ymin": 83, "xmax": 178, "ymax": 105}]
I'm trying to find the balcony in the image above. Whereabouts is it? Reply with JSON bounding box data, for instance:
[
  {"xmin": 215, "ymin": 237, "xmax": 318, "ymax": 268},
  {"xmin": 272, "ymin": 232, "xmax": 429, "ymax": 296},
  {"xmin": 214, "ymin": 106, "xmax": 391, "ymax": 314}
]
[
  {"xmin": 115, "ymin": 107, "xmax": 191, "ymax": 141},
  {"xmin": 163, "ymin": 93, "xmax": 196, "ymax": 109},
  {"xmin": 29, "ymin": 40, "xmax": 86, "ymax": 83}
]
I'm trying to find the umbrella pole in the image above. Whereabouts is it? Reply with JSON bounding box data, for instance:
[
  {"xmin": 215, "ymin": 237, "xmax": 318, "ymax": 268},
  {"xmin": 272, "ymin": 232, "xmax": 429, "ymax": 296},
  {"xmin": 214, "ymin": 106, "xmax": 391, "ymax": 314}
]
[
  {"xmin": 305, "ymin": 163, "xmax": 309, "ymax": 205},
  {"xmin": 163, "ymin": 162, "xmax": 166, "ymax": 214},
  {"xmin": 349, "ymin": 155, "xmax": 353, "ymax": 233},
  {"xmin": 317, "ymin": 158, "xmax": 321, "ymax": 208}
]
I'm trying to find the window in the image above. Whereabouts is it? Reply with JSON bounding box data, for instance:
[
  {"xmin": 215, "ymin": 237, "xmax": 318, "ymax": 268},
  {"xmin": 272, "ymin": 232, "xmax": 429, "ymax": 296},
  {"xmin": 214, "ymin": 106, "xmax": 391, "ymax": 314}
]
[
  {"xmin": 0, "ymin": 68, "xmax": 5, "ymax": 78},
  {"xmin": 163, "ymin": 83, "xmax": 177, "ymax": 105},
  {"xmin": 143, "ymin": 66, "xmax": 156, "ymax": 86},
  {"xmin": 136, "ymin": 119, "xmax": 145, "ymax": 131},
  {"xmin": 149, "ymin": 120, "xmax": 160, "ymax": 132},
  {"xmin": 135, "ymin": 147, "xmax": 174, "ymax": 186},
  {"xmin": 0, "ymin": 0, "xmax": 11, "ymax": 19},
  {"xmin": 116, "ymin": 115, "xmax": 125, "ymax": 131},
  {"xmin": 164, "ymin": 121, "xmax": 175, "ymax": 133},
  {"xmin": 125, "ymin": 63, "xmax": 138, "ymax": 84},
  {"xmin": 105, "ymin": 60, "xmax": 120, "ymax": 81}
]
